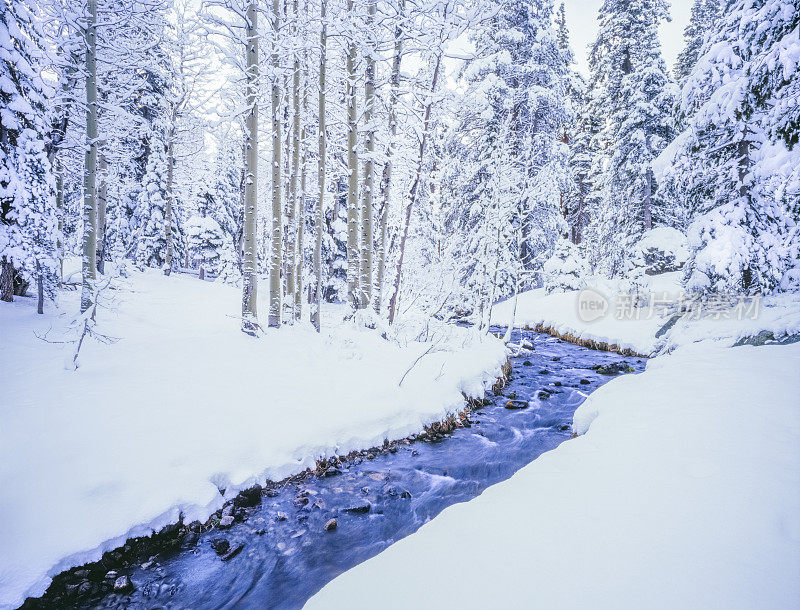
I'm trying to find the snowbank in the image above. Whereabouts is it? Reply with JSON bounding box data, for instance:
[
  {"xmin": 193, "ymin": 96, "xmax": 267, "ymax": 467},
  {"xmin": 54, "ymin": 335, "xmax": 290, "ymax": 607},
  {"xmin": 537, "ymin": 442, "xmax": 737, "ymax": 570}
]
[
  {"xmin": 309, "ymin": 341, "xmax": 800, "ymax": 609},
  {"xmin": 0, "ymin": 268, "xmax": 507, "ymax": 608},
  {"xmin": 491, "ymin": 273, "xmax": 684, "ymax": 355},
  {"xmin": 492, "ymin": 273, "xmax": 800, "ymax": 355}
]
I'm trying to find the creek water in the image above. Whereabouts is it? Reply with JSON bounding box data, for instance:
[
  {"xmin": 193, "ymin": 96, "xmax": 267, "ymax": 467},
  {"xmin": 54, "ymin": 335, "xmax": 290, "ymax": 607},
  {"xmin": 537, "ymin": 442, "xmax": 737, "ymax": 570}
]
[{"xmin": 77, "ymin": 328, "xmax": 644, "ymax": 609}]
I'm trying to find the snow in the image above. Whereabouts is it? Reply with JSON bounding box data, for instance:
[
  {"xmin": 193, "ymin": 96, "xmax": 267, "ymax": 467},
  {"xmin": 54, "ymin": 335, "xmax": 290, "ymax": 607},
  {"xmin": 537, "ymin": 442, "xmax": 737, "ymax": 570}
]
[
  {"xmin": 0, "ymin": 265, "xmax": 507, "ymax": 609},
  {"xmin": 492, "ymin": 272, "xmax": 800, "ymax": 356},
  {"xmin": 492, "ymin": 273, "xmax": 686, "ymax": 355},
  {"xmin": 309, "ymin": 340, "xmax": 800, "ymax": 609}
]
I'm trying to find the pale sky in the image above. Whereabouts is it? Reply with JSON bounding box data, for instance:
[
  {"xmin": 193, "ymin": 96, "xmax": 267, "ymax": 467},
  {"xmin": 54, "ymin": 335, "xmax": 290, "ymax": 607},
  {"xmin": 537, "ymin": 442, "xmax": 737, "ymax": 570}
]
[{"xmin": 562, "ymin": 0, "xmax": 693, "ymax": 75}]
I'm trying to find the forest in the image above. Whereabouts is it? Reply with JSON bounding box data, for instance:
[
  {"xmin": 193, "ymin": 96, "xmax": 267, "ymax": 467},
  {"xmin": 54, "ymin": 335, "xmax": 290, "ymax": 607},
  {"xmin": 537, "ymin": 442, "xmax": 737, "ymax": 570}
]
[{"xmin": 2, "ymin": 0, "xmax": 796, "ymax": 330}]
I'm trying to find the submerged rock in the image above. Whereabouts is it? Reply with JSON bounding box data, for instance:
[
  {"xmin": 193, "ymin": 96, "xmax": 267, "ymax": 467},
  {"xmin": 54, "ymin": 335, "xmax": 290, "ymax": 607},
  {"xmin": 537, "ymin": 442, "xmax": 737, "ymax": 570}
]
[
  {"xmin": 210, "ymin": 538, "xmax": 230, "ymax": 556},
  {"xmin": 344, "ymin": 502, "xmax": 371, "ymax": 514},
  {"xmin": 113, "ymin": 575, "xmax": 133, "ymax": 593},
  {"xmin": 325, "ymin": 519, "xmax": 337, "ymax": 532}
]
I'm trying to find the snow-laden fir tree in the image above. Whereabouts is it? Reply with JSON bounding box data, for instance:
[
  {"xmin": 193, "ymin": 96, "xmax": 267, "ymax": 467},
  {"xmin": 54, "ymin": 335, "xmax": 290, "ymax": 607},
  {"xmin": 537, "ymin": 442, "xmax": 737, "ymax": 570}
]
[
  {"xmin": 662, "ymin": 0, "xmax": 799, "ymax": 294},
  {"xmin": 674, "ymin": 0, "xmax": 720, "ymax": 85},
  {"xmin": 543, "ymin": 237, "xmax": 588, "ymax": 292},
  {"xmin": 134, "ymin": 131, "xmax": 170, "ymax": 269},
  {"xmin": 556, "ymin": 2, "xmax": 589, "ymax": 244},
  {"xmin": 442, "ymin": 0, "xmax": 572, "ymax": 312},
  {"xmin": 0, "ymin": 0, "xmax": 59, "ymax": 309},
  {"xmin": 582, "ymin": 0, "xmax": 677, "ymax": 276},
  {"xmin": 186, "ymin": 181, "xmax": 227, "ymax": 280}
]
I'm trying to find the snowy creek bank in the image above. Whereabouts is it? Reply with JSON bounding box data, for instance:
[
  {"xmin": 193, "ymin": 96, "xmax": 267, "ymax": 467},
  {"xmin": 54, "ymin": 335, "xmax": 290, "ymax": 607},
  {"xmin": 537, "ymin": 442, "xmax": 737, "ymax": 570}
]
[
  {"xmin": 1, "ymin": 269, "xmax": 510, "ymax": 609},
  {"xmin": 309, "ymin": 340, "xmax": 800, "ymax": 610},
  {"xmin": 20, "ymin": 329, "xmax": 645, "ymax": 609}
]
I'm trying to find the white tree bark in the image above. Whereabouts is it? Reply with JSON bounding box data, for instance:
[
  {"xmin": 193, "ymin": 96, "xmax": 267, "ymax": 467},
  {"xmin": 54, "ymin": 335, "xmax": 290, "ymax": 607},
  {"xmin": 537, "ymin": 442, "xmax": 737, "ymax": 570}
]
[
  {"xmin": 268, "ymin": 0, "xmax": 283, "ymax": 328},
  {"xmin": 96, "ymin": 150, "xmax": 107, "ymax": 275},
  {"xmin": 345, "ymin": 0, "xmax": 359, "ymax": 309},
  {"xmin": 358, "ymin": 0, "xmax": 376, "ymax": 309},
  {"xmin": 312, "ymin": 0, "xmax": 327, "ymax": 332},
  {"xmin": 373, "ymin": 0, "xmax": 404, "ymax": 313},
  {"xmin": 80, "ymin": 0, "xmax": 98, "ymax": 314},
  {"xmin": 241, "ymin": 0, "xmax": 260, "ymax": 334}
]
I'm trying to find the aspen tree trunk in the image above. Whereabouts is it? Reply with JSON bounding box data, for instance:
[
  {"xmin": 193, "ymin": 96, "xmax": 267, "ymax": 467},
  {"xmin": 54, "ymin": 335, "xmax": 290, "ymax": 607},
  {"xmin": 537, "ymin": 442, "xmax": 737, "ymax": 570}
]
[
  {"xmin": 286, "ymin": 0, "xmax": 301, "ymax": 322},
  {"xmin": 312, "ymin": 0, "xmax": 327, "ymax": 332},
  {"xmin": 268, "ymin": 0, "xmax": 283, "ymax": 328},
  {"xmin": 296, "ymin": 42, "xmax": 307, "ymax": 320},
  {"xmin": 241, "ymin": 1, "xmax": 260, "ymax": 334},
  {"xmin": 643, "ymin": 167, "xmax": 652, "ymax": 230},
  {"xmin": 358, "ymin": 0, "xmax": 376, "ymax": 310},
  {"xmin": 56, "ymin": 157, "xmax": 64, "ymax": 283},
  {"xmin": 345, "ymin": 0, "xmax": 359, "ymax": 309},
  {"xmin": 80, "ymin": 0, "xmax": 98, "ymax": 314},
  {"xmin": 387, "ymin": 54, "xmax": 441, "ymax": 325},
  {"xmin": 164, "ymin": 125, "xmax": 176, "ymax": 275},
  {"xmin": 96, "ymin": 151, "xmax": 107, "ymax": 274},
  {"xmin": 374, "ymin": 0, "xmax": 404, "ymax": 312}
]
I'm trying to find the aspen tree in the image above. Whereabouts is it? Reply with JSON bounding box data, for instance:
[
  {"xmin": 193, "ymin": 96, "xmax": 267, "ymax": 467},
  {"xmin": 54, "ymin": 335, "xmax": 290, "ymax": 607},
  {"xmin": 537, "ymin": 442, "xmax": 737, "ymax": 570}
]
[
  {"xmin": 268, "ymin": 0, "xmax": 283, "ymax": 328},
  {"xmin": 96, "ymin": 151, "xmax": 107, "ymax": 274},
  {"xmin": 374, "ymin": 0, "xmax": 404, "ymax": 312},
  {"xmin": 345, "ymin": 0, "xmax": 359, "ymax": 309},
  {"xmin": 388, "ymin": 54, "xmax": 441, "ymax": 324},
  {"xmin": 286, "ymin": 0, "xmax": 301, "ymax": 321},
  {"xmin": 312, "ymin": 0, "xmax": 327, "ymax": 332},
  {"xmin": 358, "ymin": 0, "xmax": 376, "ymax": 309},
  {"xmin": 80, "ymin": 0, "xmax": 98, "ymax": 313},
  {"xmin": 241, "ymin": 0, "xmax": 260, "ymax": 334}
]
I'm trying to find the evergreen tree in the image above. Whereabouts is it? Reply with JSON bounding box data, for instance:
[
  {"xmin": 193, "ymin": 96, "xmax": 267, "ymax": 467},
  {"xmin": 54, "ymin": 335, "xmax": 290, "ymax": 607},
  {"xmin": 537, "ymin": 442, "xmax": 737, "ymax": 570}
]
[
  {"xmin": 674, "ymin": 0, "xmax": 720, "ymax": 85},
  {"xmin": 582, "ymin": 0, "xmax": 676, "ymax": 275},
  {"xmin": 0, "ymin": 1, "xmax": 59, "ymax": 308},
  {"xmin": 186, "ymin": 182, "xmax": 227, "ymax": 279},
  {"xmin": 442, "ymin": 0, "xmax": 571, "ymax": 308},
  {"xmin": 665, "ymin": 0, "xmax": 799, "ymax": 294},
  {"xmin": 134, "ymin": 132, "xmax": 170, "ymax": 269}
]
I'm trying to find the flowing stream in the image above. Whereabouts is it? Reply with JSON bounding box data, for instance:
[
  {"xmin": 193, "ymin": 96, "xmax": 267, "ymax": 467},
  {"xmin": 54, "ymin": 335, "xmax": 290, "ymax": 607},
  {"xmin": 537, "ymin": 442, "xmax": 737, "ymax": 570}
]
[{"xmin": 66, "ymin": 328, "xmax": 644, "ymax": 609}]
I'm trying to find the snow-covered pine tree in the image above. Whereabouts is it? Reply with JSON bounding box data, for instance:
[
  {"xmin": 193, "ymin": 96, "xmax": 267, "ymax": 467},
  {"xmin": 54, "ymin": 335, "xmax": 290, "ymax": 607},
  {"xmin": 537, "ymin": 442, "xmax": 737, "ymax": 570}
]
[
  {"xmin": 582, "ymin": 0, "xmax": 676, "ymax": 276},
  {"xmin": 186, "ymin": 182, "xmax": 227, "ymax": 280},
  {"xmin": 556, "ymin": 2, "xmax": 588, "ymax": 244},
  {"xmin": 442, "ymin": 0, "xmax": 571, "ymax": 314},
  {"xmin": 134, "ymin": 130, "xmax": 170, "ymax": 269},
  {"xmin": 673, "ymin": 0, "xmax": 720, "ymax": 85},
  {"xmin": 0, "ymin": 0, "xmax": 59, "ymax": 310},
  {"xmin": 664, "ymin": 0, "xmax": 799, "ymax": 294}
]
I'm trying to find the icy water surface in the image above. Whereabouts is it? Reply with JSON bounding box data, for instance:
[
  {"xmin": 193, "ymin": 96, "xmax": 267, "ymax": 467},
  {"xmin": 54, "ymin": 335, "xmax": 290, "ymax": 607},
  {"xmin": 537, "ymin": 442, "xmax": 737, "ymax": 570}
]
[{"xmin": 79, "ymin": 329, "xmax": 644, "ymax": 609}]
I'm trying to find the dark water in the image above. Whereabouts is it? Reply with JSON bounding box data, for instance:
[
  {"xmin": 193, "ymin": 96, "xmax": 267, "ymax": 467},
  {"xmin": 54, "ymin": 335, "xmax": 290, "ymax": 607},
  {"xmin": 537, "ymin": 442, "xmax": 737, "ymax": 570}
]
[{"xmin": 85, "ymin": 329, "xmax": 644, "ymax": 609}]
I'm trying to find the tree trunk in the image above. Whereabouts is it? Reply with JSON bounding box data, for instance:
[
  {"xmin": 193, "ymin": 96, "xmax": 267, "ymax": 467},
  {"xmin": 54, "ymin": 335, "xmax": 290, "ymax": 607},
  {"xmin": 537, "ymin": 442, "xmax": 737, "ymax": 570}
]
[
  {"xmin": 312, "ymin": 0, "xmax": 327, "ymax": 332},
  {"xmin": 296, "ymin": 41, "xmax": 307, "ymax": 321},
  {"xmin": 80, "ymin": 0, "xmax": 98, "ymax": 314},
  {"xmin": 387, "ymin": 54, "xmax": 441, "ymax": 325},
  {"xmin": 643, "ymin": 166, "xmax": 652, "ymax": 230},
  {"xmin": 96, "ymin": 151, "xmax": 107, "ymax": 274},
  {"xmin": 358, "ymin": 0, "xmax": 376, "ymax": 310},
  {"xmin": 345, "ymin": 0, "xmax": 359, "ymax": 309},
  {"xmin": 286, "ymin": 0, "xmax": 301, "ymax": 322},
  {"xmin": 56, "ymin": 157, "xmax": 64, "ymax": 283},
  {"xmin": 374, "ymin": 0, "xmax": 404, "ymax": 313},
  {"xmin": 164, "ymin": 126, "xmax": 176, "ymax": 275},
  {"xmin": 0, "ymin": 256, "xmax": 13, "ymax": 303},
  {"xmin": 268, "ymin": 0, "xmax": 283, "ymax": 328},
  {"xmin": 241, "ymin": 0, "xmax": 260, "ymax": 334}
]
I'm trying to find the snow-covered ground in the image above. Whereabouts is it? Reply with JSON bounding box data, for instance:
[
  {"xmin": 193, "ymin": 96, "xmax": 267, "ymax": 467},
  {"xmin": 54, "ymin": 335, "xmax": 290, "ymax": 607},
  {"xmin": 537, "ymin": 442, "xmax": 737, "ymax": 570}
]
[
  {"xmin": 492, "ymin": 272, "xmax": 800, "ymax": 355},
  {"xmin": 309, "ymin": 340, "xmax": 800, "ymax": 609},
  {"xmin": 0, "ymin": 265, "xmax": 507, "ymax": 608}
]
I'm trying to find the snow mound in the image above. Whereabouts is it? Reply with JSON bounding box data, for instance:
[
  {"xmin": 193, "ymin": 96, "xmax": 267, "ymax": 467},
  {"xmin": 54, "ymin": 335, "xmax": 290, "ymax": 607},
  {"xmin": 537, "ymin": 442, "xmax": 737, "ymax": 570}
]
[{"xmin": 309, "ymin": 342, "xmax": 800, "ymax": 609}]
